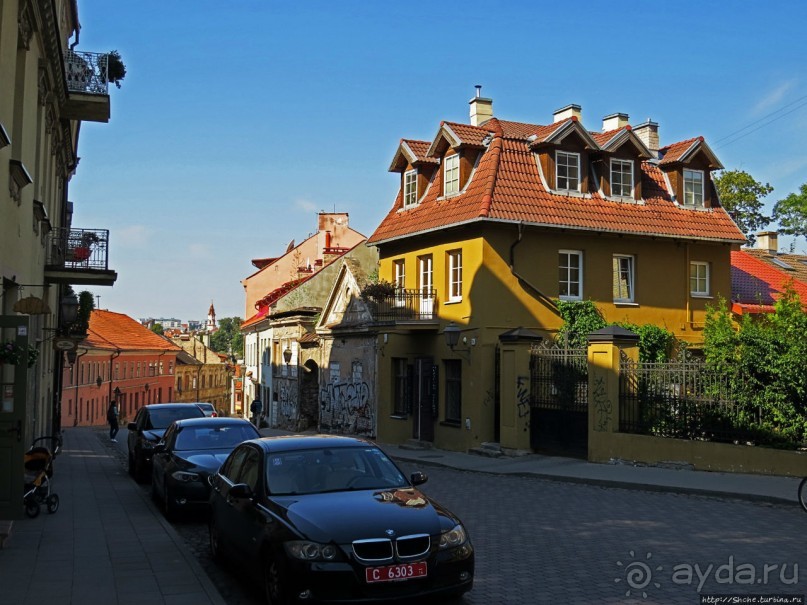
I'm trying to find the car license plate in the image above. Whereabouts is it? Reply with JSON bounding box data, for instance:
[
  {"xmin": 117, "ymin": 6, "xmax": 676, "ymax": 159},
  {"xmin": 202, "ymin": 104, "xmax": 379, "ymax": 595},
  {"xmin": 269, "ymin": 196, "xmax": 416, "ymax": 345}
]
[{"xmin": 365, "ymin": 562, "xmax": 427, "ymax": 583}]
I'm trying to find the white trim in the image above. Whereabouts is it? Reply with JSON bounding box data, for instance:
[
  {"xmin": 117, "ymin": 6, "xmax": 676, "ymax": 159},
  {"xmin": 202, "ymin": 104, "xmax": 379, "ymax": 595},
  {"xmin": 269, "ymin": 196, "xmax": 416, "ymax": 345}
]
[
  {"xmin": 683, "ymin": 168, "xmax": 705, "ymax": 208},
  {"xmin": 447, "ymin": 249, "xmax": 463, "ymax": 303},
  {"xmin": 534, "ymin": 153, "xmax": 551, "ymax": 192},
  {"xmin": 403, "ymin": 169, "xmax": 418, "ymax": 208},
  {"xmin": 558, "ymin": 249, "xmax": 583, "ymax": 301},
  {"xmin": 689, "ymin": 261, "xmax": 710, "ymax": 296},
  {"xmin": 555, "ymin": 150, "xmax": 581, "ymax": 193},
  {"xmin": 610, "ymin": 158, "xmax": 634, "ymax": 199},
  {"xmin": 444, "ymin": 153, "xmax": 460, "ymax": 195}
]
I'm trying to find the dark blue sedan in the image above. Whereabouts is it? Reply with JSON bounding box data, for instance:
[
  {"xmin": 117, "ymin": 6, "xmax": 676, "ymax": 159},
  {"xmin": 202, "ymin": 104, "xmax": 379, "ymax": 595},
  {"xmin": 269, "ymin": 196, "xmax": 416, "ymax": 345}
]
[{"xmin": 151, "ymin": 417, "xmax": 259, "ymax": 519}]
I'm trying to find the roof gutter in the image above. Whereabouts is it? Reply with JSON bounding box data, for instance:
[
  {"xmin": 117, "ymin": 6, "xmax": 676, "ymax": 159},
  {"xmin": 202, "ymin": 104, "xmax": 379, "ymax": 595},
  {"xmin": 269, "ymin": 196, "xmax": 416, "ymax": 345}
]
[{"xmin": 509, "ymin": 222, "xmax": 560, "ymax": 316}]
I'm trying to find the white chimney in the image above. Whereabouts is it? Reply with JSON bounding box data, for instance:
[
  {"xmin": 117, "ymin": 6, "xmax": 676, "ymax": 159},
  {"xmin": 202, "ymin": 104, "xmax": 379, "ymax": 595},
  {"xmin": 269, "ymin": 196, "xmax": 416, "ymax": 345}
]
[
  {"xmin": 469, "ymin": 85, "xmax": 493, "ymax": 126},
  {"xmin": 602, "ymin": 112, "xmax": 629, "ymax": 132},
  {"xmin": 756, "ymin": 231, "xmax": 779, "ymax": 253},
  {"xmin": 633, "ymin": 119, "xmax": 659, "ymax": 157},
  {"xmin": 553, "ymin": 104, "xmax": 582, "ymax": 123}
]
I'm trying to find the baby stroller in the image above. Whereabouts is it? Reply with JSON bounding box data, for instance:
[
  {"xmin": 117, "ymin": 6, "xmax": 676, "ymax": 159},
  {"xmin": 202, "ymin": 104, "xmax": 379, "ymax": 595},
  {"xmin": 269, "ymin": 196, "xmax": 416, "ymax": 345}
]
[{"xmin": 23, "ymin": 435, "xmax": 61, "ymax": 518}]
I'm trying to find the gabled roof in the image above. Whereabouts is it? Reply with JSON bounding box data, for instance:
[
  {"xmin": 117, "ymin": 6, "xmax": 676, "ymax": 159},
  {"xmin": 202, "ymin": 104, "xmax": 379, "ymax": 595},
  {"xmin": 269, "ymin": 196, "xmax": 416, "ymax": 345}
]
[
  {"xmin": 658, "ymin": 136, "xmax": 723, "ymax": 169},
  {"xmin": 527, "ymin": 117, "xmax": 599, "ymax": 150},
  {"xmin": 731, "ymin": 249, "xmax": 807, "ymax": 315},
  {"xmin": 83, "ymin": 310, "xmax": 181, "ymax": 352},
  {"xmin": 368, "ymin": 116, "xmax": 746, "ymax": 246},
  {"xmin": 593, "ymin": 127, "xmax": 654, "ymax": 159},
  {"xmin": 388, "ymin": 139, "xmax": 439, "ymax": 172},
  {"xmin": 426, "ymin": 121, "xmax": 492, "ymax": 156}
]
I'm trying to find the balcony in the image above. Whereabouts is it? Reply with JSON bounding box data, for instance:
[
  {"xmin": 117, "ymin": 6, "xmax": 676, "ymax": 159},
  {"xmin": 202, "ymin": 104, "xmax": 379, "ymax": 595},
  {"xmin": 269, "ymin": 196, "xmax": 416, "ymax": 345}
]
[
  {"xmin": 370, "ymin": 288, "xmax": 438, "ymax": 328},
  {"xmin": 45, "ymin": 227, "xmax": 118, "ymax": 286},
  {"xmin": 62, "ymin": 50, "xmax": 111, "ymax": 122}
]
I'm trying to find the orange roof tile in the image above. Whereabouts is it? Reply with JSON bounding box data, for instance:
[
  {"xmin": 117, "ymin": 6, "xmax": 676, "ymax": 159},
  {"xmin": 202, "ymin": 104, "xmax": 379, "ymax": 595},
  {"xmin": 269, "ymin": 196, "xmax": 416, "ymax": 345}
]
[
  {"xmin": 403, "ymin": 139, "xmax": 438, "ymax": 163},
  {"xmin": 658, "ymin": 137, "xmax": 701, "ymax": 165},
  {"xmin": 731, "ymin": 250, "xmax": 807, "ymax": 310},
  {"xmin": 368, "ymin": 117, "xmax": 745, "ymax": 246},
  {"xmin": 83, "ymin": 310, "xmax": 181, "ymax": 352}
]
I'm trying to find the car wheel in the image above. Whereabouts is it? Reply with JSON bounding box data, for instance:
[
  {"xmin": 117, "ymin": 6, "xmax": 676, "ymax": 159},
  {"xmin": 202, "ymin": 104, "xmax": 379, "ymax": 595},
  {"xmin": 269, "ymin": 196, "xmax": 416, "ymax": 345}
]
[
  {"xmin": 209, "ymin": 519, "xmax": 224, "ymax": 562},
  {"xmin": 134, "ymin": 453, "xmax": 147, "ymax": 484},
  {"xmin": 263, "ymin": 555, "xmax": 289, "ymax": 605},
  {"xmin": 150, "ymin": 472, "xmax": 160, "ymax": 503},
  {"xmin": 127, "ymin": 451, "xmax": 135, "ymax": 477},
  {"xmin": 163, "ymin": 480, "xmax": 177, "ymax": 521}
]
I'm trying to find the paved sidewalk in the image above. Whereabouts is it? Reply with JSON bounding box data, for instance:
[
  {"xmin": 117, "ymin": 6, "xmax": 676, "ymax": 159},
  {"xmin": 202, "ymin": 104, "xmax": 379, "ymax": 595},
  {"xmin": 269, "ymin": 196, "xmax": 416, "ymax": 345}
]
[
  {"xmin": 0, "ymin": 427, "xmax": 225, "ymax": 605},
  {"xmin": 259, "ymin": 428, "xmax": 803, "ymax": 506}
]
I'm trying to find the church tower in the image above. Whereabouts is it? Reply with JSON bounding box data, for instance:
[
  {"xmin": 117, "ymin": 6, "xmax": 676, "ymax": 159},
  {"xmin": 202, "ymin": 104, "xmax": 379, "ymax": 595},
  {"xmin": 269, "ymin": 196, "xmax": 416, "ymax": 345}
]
[{"xmin": 206, "ymin": 301, "xmax": 218, "ymax": 333}]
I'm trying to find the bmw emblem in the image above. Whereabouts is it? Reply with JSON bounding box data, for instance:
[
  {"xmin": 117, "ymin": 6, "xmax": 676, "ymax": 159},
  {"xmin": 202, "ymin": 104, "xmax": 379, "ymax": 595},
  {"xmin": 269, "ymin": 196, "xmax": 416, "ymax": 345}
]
[{"xmin": 385, "ymin": 529, "xmax": 395, "ymax": 537}]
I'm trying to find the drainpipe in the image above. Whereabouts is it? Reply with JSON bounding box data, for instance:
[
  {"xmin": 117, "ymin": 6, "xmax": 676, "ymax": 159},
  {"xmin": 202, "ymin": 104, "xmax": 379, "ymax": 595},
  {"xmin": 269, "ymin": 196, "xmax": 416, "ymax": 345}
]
[
  {"xmin": 108, "ymin": 349, "xmax": 121, "ymax": 404},
  {"xmin": 73, "ymin": 348, "xmax": 88, "ymax": 426},
  {"xmin": 509, "ymin": 222, "xmax": 560, "ymax": 315}
]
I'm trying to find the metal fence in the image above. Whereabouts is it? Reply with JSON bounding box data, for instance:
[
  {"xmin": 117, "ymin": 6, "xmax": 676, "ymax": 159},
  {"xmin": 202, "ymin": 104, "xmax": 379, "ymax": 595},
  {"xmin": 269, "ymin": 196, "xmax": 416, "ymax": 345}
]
[
  {"xmin": 619, "ymin": 353, "xmax": 759, "ymax": 443},
  {"xmin": 65, "ymin": 50, "xmax": 109, "ymax": 95},
  {"xmin": 371, "ymin": 289, "xmax": 437, "ymax": 322},
  {"xmin": 46, "ymin": 227, "xmax": 110, "ymax": 271}
]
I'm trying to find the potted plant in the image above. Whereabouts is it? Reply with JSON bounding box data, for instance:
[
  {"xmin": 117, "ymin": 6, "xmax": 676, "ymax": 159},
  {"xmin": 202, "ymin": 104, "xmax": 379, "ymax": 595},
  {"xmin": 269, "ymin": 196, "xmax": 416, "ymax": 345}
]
[
  {"xmin": 105, "ymin": 50, "xmax": 126, "ymax": 89},
  {"xmin": 0, "ymin": 342, "xmax": 39, "ymax": 367}
]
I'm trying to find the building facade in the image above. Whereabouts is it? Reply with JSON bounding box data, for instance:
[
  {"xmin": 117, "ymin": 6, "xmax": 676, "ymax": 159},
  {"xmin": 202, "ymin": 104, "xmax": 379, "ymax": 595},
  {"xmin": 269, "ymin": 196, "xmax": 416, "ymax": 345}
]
[{"xmin": 171, "ymin": 334, "xmax": 230, "ymax": 412}]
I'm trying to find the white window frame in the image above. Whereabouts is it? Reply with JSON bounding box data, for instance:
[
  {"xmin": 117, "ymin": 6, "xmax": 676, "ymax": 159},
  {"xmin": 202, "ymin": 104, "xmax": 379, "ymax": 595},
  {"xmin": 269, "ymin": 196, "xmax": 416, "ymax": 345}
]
[
  {"xmin": 393, "ymin": 259, "xmax": 405, "ymax": 289},
  {"xmin": 418, "ymin": 255, "xmax": 433, "ymax": 293},
  {"xmin": 555, "ymin": 151, "xmax": 581, "ymax": 192},
  {"xmin": 690, "ymin": 261, "xmax": 710, "ymax": 296},
  {"xmin": 610, "ymin": 158, "xmax": 633, "ymax": 198},
  {"xmin": 558, "ymin": 250, "xmax": 583, "ymax": 301},
  {"xmin": 444, "ymin": 154, "xmax": 460, "ymax": 195},
  {"xmin": 613, "ymin": 254, "xmax": 635, "ymax": 303},
  {"xmin": 683, "ymin": 169, "xmax": 705, "ymax": 207},
  {"xmin": 403, "ymin": 169, "xmax": 418, "ymax": 208},
  {"xmin": 447, "ymin": 250, "xmax": 462, "ymax": 303}
]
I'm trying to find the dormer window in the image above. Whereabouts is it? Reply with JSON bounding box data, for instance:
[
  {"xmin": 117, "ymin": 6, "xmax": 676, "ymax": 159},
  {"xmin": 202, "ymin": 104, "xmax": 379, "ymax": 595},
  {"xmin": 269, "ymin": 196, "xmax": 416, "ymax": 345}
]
[
  {"xmin": 403, "ymin": 169, "xmax": 418, "ymax": 208},
  {"xmin": 556, "ymin": 151, "xmax": 580, "ymax": 192},
  {"xmin": 444, "ymin": 154, "xmax": 460, "ymax": 195},
  {"xmin": 683, "ymin": 169, "xmax": 704, "ymax": 207},
  {"xmin": 610, "ymin": 159, "xmax": 633, "ymax": 198}
]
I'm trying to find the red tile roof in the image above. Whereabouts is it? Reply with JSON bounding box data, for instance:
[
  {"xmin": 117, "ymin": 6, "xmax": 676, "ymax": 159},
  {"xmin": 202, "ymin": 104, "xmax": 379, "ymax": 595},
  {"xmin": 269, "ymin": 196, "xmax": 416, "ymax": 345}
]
[
  {"xmin": 369, "ymin": 117, "xmax": 746, "ymax": 245},
  {"xmin": 731, "ymin": 250, "xmax": 807, "ymax": 313},
  {"xmin": 658, "ymin": 137, "xmax": 701, "ymax": 165},
  {"xmin": 402, "ymin": 139, "xmax": 437, "ymax": 163},
  {"xmin": 440, "ymin": 121, "xmax": 491, "ymax": 148},
  {"xmin": 84, "ymin": 310, "xmax": 181, "ymax": 352}
]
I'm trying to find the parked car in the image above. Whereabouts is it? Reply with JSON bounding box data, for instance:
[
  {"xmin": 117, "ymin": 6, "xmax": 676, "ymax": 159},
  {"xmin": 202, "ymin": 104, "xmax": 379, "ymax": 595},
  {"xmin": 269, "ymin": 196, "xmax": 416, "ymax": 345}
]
[
  {"xmin": 195, "ymin": 402, "xmax": 218, "ymax": 417},
  {"xmin": 151, "ymin": 417, "xmax": 259, "ymax": 519},
  {"xmin": 208, "ymin": 435, "xmax": 474, "ymax": 603},
  {"xmin": 127, "ymin": 403, "xmax": 205, "ymax": 482}
]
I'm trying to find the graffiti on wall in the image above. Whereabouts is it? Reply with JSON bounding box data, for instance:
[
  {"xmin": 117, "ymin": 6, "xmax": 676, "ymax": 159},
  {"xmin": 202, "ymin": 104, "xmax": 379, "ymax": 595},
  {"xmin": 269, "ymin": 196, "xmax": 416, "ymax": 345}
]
[
  {"xmin": 320, "ymin": 380, "xmax": 375, "ymax": 437},
  {"xmin": 277, "ymin": 379, "xmax": 299, "ymax": 427},
  {"xmin": 591, "ymin": 373, "xmax": 611, "ymax": 432},
  {"xmin": 516, "ymin": 375, "xmax": 530, "ymax": 433}
]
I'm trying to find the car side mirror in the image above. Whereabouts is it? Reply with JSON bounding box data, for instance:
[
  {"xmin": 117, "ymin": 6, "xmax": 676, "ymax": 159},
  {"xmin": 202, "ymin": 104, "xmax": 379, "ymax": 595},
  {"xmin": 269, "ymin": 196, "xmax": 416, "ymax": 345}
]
[
  {"xmin": 153, "ymin": 443, "xmax": 165, "ymax": 454},
  {"xmin": 127, "ymin": 422, "xmax": 136, "ymax": 431},
  {"xmin": 410, "ymin": 471, "xmax": 428, "ymax": 486},
  {"xmin": 229, "ymin": 483, "xmax": 254, "ymax": 500}
]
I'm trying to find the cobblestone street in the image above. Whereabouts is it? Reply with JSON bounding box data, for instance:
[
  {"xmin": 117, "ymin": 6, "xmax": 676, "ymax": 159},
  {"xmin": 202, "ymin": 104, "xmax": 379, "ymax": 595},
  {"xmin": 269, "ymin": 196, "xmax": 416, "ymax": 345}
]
[{"xmin": 107, "ymin": 433, "xmax": 806, "ymax": 604}]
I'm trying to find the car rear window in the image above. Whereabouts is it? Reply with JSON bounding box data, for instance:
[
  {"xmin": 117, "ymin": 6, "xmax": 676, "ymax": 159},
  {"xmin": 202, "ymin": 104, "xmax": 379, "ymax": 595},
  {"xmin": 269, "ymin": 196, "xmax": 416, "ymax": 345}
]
[
  {"xmin": 175, "ymin": 424, "xmax": 259, "ymax": 450},
  {"xmin": 146, "ymin": 406, "xmax": 204, "ymax": 430}
]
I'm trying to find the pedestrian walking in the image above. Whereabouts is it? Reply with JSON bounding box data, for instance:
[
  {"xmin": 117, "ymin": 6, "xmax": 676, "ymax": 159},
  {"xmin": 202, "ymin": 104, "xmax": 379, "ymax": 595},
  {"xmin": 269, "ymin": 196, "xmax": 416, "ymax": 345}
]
[{"xmin": 107, "ymin": 400, "xmax": 119, "ymax": 441}]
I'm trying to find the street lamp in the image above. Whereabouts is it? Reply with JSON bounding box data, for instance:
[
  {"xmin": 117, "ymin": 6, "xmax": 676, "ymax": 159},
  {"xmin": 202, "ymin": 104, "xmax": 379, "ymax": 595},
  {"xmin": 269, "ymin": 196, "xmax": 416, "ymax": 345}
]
[
  {"xmin": 60, "ymin": 293, "xmax": 79, "ymax": 327},
  {"xmin": 283, "ymin": 346, "xmax": 292, "ymax": 365},
  {"xmin": 96, "ymin": 375, "xmax": 103, "ymax": 388},
  {"xmin": 444, "ymin": 322, "xmax": 461, "ymax": 349}
]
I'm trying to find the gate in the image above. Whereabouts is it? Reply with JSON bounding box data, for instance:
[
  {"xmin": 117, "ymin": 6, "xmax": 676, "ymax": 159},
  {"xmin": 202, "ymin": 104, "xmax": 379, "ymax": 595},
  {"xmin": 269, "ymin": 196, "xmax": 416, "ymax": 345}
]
[{"xmin": 529, "ymin": 341, "xmax": 588, "ymax": 457}]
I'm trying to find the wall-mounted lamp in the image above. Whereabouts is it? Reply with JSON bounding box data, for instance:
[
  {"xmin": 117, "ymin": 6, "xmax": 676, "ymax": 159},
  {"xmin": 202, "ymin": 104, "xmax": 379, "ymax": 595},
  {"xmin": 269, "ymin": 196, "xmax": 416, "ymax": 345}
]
[
  {"xmin": 66, "ymin": 349, "xmax": 77, "ymax": 366},
  {"xmin": 144, "ymin": 383, "xmax": 150, "ymax": 392},
  {"xmin": 60, "ymin": 293, "xmax": 79, "ymax": 327},
  {"xmin": 283, "ymin": 346, "xmax": 292, "ymax": 365},
  {"xmin": 444, "ymin": 322, "xmax": 471, "ymax": 363},
  {"xmin": 96, "ymin": 375, "xmax": 103, "ymax": 388}
]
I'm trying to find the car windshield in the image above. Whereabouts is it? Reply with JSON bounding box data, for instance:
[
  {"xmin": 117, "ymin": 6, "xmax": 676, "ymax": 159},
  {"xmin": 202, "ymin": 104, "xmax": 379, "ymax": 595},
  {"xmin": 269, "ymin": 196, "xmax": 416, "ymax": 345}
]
[
  {"xmin": 197, "ymin": 404, "xmax": 214, "ymax": 412},
  {"xmin": 265, "ymin": 446, "xmax": 408, "ymax": 495},
  {"xmin": 175, "ymin": 425, "xmax": 259, "ymax": 451},
  {"xmin": 145, "ymin": 407, "xmax": 203, "ymax": 430}
]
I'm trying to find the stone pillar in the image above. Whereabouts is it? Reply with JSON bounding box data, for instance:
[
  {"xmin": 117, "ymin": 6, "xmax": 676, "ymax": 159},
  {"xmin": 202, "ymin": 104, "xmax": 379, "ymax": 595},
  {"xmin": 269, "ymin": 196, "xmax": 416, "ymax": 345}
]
[
  {"xmin": 498, "ymin": 328, "xmax": 543, "ymax": 452},
  {"xmin": 587, "ymin": 326, "xmax": 639, "ymax": 462}
]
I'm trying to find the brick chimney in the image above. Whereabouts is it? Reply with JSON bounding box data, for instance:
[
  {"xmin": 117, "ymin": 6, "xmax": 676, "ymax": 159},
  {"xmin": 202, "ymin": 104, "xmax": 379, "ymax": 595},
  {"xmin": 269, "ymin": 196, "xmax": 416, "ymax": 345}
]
[
  {"xmin": 633, "ymin": 119, "xmax": 659, "ymax": 157},
  {"xmin": 756, "ymin": 231, "xmax": 779, "ymax": 253},
  {"xmin": 602, "ymin": 112, "xmax": 629, "ymax": 131},
  {"xmin": 553, "ymin": 104, "xmax": 582, "ymax": 123},
  {"xmin": 469, "ymin": 85, "xmax": 493, "ymax": 126}
]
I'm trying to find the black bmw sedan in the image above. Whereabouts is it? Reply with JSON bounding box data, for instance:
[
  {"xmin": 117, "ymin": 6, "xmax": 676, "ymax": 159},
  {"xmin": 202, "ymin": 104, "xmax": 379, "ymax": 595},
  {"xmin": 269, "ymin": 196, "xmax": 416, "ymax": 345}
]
[
  {"xmin": 209, "ymin": 435, "xmax": 474, "ymax": 604},
  {"xmin": 151, "ymin": 417, "xmax": 260, "ymax": 519}
]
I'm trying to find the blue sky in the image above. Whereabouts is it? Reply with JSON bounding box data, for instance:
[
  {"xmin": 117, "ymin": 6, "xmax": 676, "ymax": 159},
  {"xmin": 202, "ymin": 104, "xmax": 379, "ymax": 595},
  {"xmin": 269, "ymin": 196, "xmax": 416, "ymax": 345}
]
[{"xmin": 70, "ymin": 1, "xmax": 807, "ymax": 323}]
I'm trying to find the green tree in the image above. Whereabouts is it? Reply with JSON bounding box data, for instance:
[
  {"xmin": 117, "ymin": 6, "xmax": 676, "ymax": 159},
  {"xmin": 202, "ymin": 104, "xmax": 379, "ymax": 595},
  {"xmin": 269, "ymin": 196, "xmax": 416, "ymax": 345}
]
[
  {"xmin": 713, "ymin": 169, "xmax": 773, "ymax": 242},
  {"xmin": 773, "ymin": 182, "xmax": 807, "ymax": 241},
  {"xmin": 556, "ymin": 300, "xmax": 606, "ymax": 348},
  {"xmin": 150, "ymin": 323, "xmax": 164, "ymax": 335},
  {"xmin": 210, "ymin": 317, "xmax": 244, "ymax": 357}
]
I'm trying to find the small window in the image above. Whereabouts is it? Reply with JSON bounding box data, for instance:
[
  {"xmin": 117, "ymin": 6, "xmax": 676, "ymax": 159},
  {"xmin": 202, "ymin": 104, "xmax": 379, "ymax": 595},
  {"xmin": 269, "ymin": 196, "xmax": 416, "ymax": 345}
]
[
  {"xmin": 556, "ymin": 151, "xmax": 580, "ymax": 192},
  {"xmin": 403, "ymin": 169, "xmax": 418, "ymax": 208},
  {"xmin": 690, "ymin": 261, "xmax": 709, "ymax": 296},
  {"xmin": 559, "ymin": 250, "xmax": 583, "ymax": 300},
  {"xmin": 613, "ymin": 255, "xmax": 635, "ymax": 302},
  {"xmin": 683, "ymin": 169, "xmax": 704, "ymax": 207},
  {"xmin": 610, "ymin": 159, "xmax": 633, "ymax": 198},
  {"xmin": 444, "ymin": 154, "xmax": 460, "ymax": 195},
  {"xmin": 393, "ymin": 259, "xmax": 405, "ymax": 289},
  {"xmin": 447, "ymin": 250, "xmax": 462, "ymax": 302},
  {"xmin": 444, "ymin": 360, "xmax": 462, "ymax": 423},
  {"xmin": 418, "ymin": 255, "xmax": 433, "ymax": 293}
]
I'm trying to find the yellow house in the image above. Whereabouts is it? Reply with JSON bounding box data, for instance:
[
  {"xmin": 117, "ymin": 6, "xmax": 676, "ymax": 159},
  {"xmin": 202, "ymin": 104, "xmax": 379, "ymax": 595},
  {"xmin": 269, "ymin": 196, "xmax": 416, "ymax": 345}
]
[
  {"xmin": 366, "ymin": 90, "xmax": 746, "ymax": 453},
  {"xmin": 1, "ymin": 0, "xmax": 118, "ymax": 518}
]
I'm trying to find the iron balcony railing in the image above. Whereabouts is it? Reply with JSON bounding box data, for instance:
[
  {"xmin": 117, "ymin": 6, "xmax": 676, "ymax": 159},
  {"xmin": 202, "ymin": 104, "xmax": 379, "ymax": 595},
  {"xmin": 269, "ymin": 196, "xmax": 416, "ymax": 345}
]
[
  {"xmin": 46, "ymin": 227, "xmax": 110, "ymax": 271},
  {"xmin": 371, "ymin": 288, "xmax": 437, "ymax": 322},
  {"xmin": 64, "ymin": 50, "xmax": 109, "ymax": 95}
]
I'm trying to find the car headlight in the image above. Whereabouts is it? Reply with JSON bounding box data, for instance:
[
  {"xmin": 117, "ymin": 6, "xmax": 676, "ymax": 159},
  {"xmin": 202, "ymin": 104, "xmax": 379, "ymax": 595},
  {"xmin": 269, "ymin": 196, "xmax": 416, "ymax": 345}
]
[
  {"xmin": 439, "ymin": 524, "xmax": 468, "ymax": 550},
  {"xmin": 171, "ymin": 471, "xmax": 200, "ymax": 483},
  {"xmin": 284, "ymin": 541, "xmax": 339, "ymax": 561}
]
